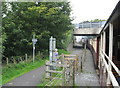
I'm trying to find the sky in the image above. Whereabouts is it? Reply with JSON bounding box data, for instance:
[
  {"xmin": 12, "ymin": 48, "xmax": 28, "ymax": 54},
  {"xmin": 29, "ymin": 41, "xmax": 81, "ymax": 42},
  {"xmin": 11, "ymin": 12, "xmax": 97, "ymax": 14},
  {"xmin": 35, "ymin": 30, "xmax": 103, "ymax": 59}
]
[{"xmin": 69, "ymin": 0, "xmax": 119, "ymax": 23}]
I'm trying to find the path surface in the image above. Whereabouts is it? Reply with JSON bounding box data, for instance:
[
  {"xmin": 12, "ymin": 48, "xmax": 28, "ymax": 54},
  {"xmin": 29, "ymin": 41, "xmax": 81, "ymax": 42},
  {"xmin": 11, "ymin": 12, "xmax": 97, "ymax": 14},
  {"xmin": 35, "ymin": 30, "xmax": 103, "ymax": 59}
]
[
  {"xmin": 3, "ymin": 65, "xmax": 45, "ymax": 86},
  {"xmin": 71, "ymin": 48, "xmax": 100, "ymax": 86}
]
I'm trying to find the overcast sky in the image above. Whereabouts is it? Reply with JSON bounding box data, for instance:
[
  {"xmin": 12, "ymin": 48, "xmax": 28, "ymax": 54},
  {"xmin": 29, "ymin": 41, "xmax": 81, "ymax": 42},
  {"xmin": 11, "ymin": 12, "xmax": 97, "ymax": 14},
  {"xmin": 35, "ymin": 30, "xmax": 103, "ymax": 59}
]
[{"xmin": 69, "ymin": 0, "xmax": 119, "ymax": 23}]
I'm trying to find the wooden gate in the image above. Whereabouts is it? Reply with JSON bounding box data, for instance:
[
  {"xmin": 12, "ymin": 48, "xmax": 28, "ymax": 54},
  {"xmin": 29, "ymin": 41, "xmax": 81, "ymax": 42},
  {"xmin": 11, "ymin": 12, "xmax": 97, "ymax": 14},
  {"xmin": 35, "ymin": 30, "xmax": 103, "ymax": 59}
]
[{"xmin": 45, "ymin": 54, "xmax": 78, "ymax": 86}]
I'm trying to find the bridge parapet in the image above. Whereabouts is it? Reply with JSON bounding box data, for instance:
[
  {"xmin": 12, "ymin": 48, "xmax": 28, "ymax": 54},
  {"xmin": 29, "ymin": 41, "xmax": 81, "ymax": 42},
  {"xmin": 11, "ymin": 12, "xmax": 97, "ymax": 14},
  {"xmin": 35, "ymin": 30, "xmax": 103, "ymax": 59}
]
[
  {"xmin": 73, "ymin": 28, "xmax": 102, "ymax": 36},
  {"xmin": 79, "ymin": 21, "xmax": 106, "ymax": 29}
]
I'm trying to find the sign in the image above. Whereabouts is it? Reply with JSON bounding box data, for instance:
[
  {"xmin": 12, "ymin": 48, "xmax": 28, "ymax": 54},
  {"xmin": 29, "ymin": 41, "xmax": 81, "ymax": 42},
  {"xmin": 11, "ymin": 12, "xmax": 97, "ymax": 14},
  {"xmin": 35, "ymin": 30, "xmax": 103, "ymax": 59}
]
[{"xmin": 32, "ymin": 39, "xmax": 37, "ymax": 44}]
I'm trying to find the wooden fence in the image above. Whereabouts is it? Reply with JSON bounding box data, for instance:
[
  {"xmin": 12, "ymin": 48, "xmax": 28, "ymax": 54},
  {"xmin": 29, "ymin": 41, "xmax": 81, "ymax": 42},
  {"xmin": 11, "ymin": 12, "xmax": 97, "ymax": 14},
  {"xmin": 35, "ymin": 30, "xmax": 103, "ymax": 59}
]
[{"xmin": 45, "ymin": 54, "xmax": 78, "ymax": 86}]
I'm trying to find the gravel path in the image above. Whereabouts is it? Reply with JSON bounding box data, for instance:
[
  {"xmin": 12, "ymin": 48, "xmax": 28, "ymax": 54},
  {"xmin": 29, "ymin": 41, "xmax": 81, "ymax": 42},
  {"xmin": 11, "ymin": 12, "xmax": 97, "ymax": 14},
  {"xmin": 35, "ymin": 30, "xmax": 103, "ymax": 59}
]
[
  {"xmin": 72, "ymin": 49, "xmax": 100, "ymax": 86},
  {"xmin": 3, "ymin": 65, "xmax": 45, "ymax": 86}
]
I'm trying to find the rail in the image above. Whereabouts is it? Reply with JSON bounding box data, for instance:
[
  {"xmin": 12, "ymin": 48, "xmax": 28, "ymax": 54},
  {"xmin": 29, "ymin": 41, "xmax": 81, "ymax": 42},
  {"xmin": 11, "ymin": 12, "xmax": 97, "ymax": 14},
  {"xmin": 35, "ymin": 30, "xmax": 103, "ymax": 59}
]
[
  {"xmin": 79, "ymin": 21, "xmax": 106, "ymax": 28},
  {"xmin": 100, "ymin": 49, "xmax": 120, "ymax": 87}
]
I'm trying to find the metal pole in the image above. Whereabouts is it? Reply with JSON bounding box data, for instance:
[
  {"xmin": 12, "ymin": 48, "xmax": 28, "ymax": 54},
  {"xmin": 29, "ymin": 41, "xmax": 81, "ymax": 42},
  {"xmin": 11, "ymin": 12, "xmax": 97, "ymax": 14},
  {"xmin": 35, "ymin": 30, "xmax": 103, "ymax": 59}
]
[
  {"xmin": 49, "ymin": 36, "xmax": 53, "ymax": 80},
  {"xmin": 33, "ymin": 34, "xmax": 35, "ymax": 62},
  {"xmin": 49, "ymin": 36, "xmax": 53, "ymax": 63}
]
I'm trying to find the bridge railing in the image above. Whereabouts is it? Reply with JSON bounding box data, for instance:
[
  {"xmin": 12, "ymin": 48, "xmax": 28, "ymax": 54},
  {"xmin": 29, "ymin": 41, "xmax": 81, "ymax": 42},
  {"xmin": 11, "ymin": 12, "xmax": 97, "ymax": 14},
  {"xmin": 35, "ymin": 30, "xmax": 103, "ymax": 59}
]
[{"xmin": 79, "ymin": 21, "xmax": 106, "ymax": 28}]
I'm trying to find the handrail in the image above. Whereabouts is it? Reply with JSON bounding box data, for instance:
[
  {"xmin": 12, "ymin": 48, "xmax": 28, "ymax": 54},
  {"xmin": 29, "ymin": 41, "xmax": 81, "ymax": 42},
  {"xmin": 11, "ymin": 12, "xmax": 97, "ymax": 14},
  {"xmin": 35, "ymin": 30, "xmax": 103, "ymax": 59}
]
[
  {"xmin": 100, "ymin": 53, "xmax": 108, "ymax": 71},
  {"xmin": 101, "ymin": 49, "xmax": 120, "ymax": 76},
  {"xmin": 108, "ymin": 71, "xmax": 120, "ymax": 87},
  {"xmin": 100, "ymin": 50, "xmax": 120, "ymax": 87}
]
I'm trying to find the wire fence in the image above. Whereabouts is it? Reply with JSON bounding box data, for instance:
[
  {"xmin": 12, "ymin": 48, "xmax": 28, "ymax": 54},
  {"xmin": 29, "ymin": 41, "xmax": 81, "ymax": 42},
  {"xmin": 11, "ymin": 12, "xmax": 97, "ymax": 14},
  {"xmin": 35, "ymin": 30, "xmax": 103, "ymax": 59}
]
[{"xmin": 2, "ymin": 51, "xmax": 44, "ymax": 66}]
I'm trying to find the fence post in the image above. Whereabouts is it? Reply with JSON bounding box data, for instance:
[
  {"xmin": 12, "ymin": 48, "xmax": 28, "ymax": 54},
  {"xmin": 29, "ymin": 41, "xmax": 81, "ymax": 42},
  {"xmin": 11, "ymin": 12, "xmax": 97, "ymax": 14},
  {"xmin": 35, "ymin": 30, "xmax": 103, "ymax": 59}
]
[
  {"xmin": 13, "ymin": 58, "xmax": 16, "ymax": 64},
  {"xmin": 6, "ymin": 57, "xmax": 9, "ymax": 65},
  {"xmin": 81, "ymin": 57, "xmax": 83, "ymax": 72},
  {"xmin": 66, "ymin": 64, "xmax": 70, "ymax": 86},
  {"xmin": 20, "ymin": 57, "xmax": 23, "ymax": 62},
  {"xmin": 25, "ymin": 54, "xmax": 27, "ymax": 61},
  {"xmin": 38, "ymin": 51, "xmax": 40, "ymax": 56},
  {"xmin": 84, "ymin": 42, "xmax": 86, "ymax": 62},
  {"xmin": 46, "ymin": 61, "xmax": 50, "ymax": 80},
  {"xmin": 72, "ymin": 60, "xmax": 75, "ymax": 86},
  {"xmin": 61, "ymin": 54, "xmax": 64, "ymax": 64},
  {"xmin": 62, "ymin": 66, "xmax": 66, "ymax": 86}
]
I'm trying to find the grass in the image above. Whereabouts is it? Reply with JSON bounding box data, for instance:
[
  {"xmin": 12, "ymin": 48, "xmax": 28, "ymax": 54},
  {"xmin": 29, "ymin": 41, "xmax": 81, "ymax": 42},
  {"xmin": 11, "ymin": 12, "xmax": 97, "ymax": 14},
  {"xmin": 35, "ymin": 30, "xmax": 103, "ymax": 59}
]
[
  {"xmin": 0, "ymin": 74, "xmax": 2, "ymax": 86},
  {"xmin": 2, "ymin": 57, "xmax": 48, "ymax": 85},
  {"xmin": 38, "ymin": 73, "xmax": 62, "ymax": 87},
  {"xmin": 58, "ymin": 49, "xmax": 70, "ymax": 55}
]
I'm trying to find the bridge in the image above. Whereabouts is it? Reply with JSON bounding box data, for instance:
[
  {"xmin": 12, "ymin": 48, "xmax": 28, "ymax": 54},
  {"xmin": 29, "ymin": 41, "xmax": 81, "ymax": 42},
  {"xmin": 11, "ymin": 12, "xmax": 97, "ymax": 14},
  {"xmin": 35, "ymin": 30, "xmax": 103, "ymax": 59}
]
[{"xmin": 73, "ymin": 21, "xmax": 105, "ymax": 36}]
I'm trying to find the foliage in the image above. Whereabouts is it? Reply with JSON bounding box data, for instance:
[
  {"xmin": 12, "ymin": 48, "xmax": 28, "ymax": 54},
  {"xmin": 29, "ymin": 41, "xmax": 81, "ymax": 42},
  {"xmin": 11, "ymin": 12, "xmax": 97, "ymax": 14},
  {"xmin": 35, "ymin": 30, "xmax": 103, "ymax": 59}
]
[
  {"xmin": 81, "ymin": 19, "xmax": 106, "ymax": 23},
  {"xmin": 58, "ymin": 49, "xmax": 70, "ymax": 55},
  {"xmin": 2, "ymin": 2, "xmax": 73, "ymax": 61}
]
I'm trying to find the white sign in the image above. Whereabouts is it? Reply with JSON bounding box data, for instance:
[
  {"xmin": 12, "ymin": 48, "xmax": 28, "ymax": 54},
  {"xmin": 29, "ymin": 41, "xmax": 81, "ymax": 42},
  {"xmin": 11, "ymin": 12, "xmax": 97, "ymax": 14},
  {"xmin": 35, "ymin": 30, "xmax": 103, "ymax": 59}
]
[{"xmin": 32, "ymin": 39, "xmax": 37, "ymax": 44}]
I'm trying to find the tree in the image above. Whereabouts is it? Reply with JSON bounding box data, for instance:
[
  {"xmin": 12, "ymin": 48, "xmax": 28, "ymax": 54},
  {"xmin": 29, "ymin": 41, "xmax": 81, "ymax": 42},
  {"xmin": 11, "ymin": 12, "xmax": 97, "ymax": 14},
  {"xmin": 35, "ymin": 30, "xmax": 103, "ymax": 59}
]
[
  {"xmin": 2, "ymin": 2, "xmax": 73, "ymax": 59},
  {"xmin": 81, "ymin": 19, "xmax": 106, "ymax": 23}
]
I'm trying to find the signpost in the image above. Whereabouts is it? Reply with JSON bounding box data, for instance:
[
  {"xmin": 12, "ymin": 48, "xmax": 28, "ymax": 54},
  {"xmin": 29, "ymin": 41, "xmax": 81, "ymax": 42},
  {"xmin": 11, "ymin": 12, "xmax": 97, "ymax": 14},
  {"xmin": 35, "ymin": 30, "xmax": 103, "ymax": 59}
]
[
  {"xmin": 32, "ymin": 34, "xmax": 37, "ymax": 62},
  {"xmin": 49, "ymin": 36, "xmax": 53, "ymax": 63},
  {"xmin": 49, "ymin": 36, "xmax": 56, "ymax": 63},
  {"xmin": 49, "ymin": 36, "xmax": 56, "ymax": 79}
]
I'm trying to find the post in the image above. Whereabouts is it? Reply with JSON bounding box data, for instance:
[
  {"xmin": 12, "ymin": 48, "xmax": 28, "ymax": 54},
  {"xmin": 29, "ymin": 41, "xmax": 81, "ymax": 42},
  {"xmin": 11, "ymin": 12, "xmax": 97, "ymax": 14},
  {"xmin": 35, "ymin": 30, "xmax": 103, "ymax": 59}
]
[
  {"xmin": 98, "ymin": 34, "xmax": 103, "ymax": 69},
  {"xmin": 61, "ymin": 54, "xmax": 64, "ymax": 64},
  {"xmin": 33, "ymin": 34, "xmax": 35, "ymax": 62},
  {"xmin": 73, "ymin": 60, "xmax": 75, "ymax": 86},
  {"xmin": 49, "ymin": 36, "xmax": 54, "ymax": 78},
  {"xmin": 6, "ymin": 57, "xmax": 8, "ymax": 65},
  {"xmin": 53, "ymin": 38, "xmax": 56, "ymax": 51},
  {"xmin": 13, "ymin": 58, "xmax": 16, "ymax": 64},
  {"xmin": 32, "ymin": 34, "xmax": 37, "ymax": 62},
  {"xmin": 107, "ymin": 23, "xmax": 113, "ymax": 85},
  {"xmin": 84, "ymin": 41, "xmax": 86, "ymax": 62},
  {"xmin": 52, "ymin": 38, "xmax": 56, "ymax": 63},
  {"xmin": 25, "ymin": 54, "xmax": 27, "ymax": 61},
  {"xmin": 38, "ymin": 51, "xmax": 40, "ymax": 56},
  {"xmin": 62, "ymin": 66, "xmax": 66, "ymax": 86},
  {"xmin": 46, "ymin": 61, "xmax": 50, "ymax": 79},
  {"xmin": 49, "ymin": 36, "xmax": 53, "ymax": 63},
  {"xmin": 20, "ymin": 57, "xmax": 23, "ymax": 62},
  {"xmin": 103, "ymin": 31, "xmax": 106, "ymax": 73},
  {"xmin": 81, "ymin": 57, "xmax": 83, "ymax": 72},
  {"xmin": 66, "ymin": 64, "xmax": 70, "ymax": 86}
]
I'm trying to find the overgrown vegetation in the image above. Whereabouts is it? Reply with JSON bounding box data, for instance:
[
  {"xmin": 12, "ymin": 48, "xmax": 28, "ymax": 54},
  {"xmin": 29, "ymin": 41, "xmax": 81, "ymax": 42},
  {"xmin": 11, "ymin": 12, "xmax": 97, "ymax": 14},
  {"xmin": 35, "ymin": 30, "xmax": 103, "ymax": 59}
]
[{"xmin": 2, "ymin": 56, "xmax": 48, "ymax": 85}]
